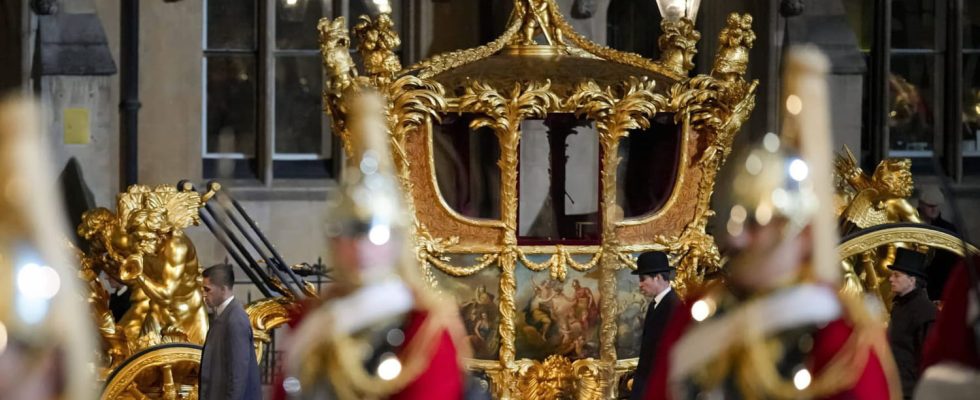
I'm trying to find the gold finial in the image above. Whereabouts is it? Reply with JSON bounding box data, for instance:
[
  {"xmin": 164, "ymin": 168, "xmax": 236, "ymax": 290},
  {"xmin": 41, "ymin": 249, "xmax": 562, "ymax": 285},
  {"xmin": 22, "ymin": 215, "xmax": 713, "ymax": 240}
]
[
  {"xmin": 512, "ymin": 0, "xmax": 565, "ymax": 47},
  {"xmin": 318, "ymin": 16, "xmax": 357, "ymax": 97},
  {"xmin": 352, "ymin": 13, "xmax": 402, "ymax": 81},
  {"xmin": 658, "ymin": 17, "xmax": 701, "ymax": 75},
  {"xmin": 712, "ymin": 13, "xmax": 756, "ymax": 83}
]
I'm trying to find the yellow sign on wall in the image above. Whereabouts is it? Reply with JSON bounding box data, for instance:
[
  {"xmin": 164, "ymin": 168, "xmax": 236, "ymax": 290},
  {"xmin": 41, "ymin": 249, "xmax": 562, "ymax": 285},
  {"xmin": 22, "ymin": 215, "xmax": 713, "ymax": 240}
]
[{"xmin": 64, "ymin": 108, "xmax": 90, "ymax": 144}]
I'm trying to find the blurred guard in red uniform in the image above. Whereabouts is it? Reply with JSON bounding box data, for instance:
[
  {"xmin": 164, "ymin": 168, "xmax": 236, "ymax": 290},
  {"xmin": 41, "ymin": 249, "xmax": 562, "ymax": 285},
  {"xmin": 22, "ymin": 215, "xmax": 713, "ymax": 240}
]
[
  {"xmin": 275, "ymin": 89, "xmax": 470, "ymax": 400},
  {"xmin": 0, "ymin": 96, "xmax": 96, "ymax": 399},
  {"xmin": 645, "ymin": 47, "xmax": 901, "ymax": 400},
  {"xmin": 915, "ymin": 256, "xmax": 980, "ymax": 399}
]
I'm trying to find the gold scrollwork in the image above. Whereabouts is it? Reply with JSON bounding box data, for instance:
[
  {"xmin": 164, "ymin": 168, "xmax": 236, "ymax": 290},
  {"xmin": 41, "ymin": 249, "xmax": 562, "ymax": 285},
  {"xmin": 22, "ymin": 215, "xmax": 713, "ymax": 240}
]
[
  {"xmin": 658, "ymin": 18, "xmax": 701, "ymax": 75},
  {"xmin": 514, "ymin": 355, "xmax": 603, "ymax": 400},
  {"xmin": 406, "ymin": 19, "xmax": 522, "ymax": 80},
  {"xmin": 245, "ymin": 297, "xmax": 299, "ymax": 363}
]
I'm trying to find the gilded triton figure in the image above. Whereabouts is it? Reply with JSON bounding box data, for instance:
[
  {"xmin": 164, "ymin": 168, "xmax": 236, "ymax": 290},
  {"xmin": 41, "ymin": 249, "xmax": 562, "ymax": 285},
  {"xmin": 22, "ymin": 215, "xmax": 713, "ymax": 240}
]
[{"xmin": 77, "ymin": 185, "xmax": 210, "ymax": 363}]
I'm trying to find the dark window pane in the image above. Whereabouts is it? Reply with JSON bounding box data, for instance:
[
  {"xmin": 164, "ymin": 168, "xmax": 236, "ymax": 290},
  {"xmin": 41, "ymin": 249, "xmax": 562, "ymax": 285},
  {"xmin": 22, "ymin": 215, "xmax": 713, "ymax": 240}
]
[
  {"xmin": 276, "ymin": 0, "xmax": 325, "ymax": 50},
  {"xmin": 207, "ymin": 0, "xmax": 256, "ymax": 50},
  {"xmin": 275, "ymin": 56, "xmax": 324, "ymax": 154},
  {"xmin": 203, "ymin": 158, "xmax": 259, "ymax": 180},
  {"xmin": 273, "ymin": 160, "xmax": 333, "ymax": 179},
  {"xmin": 861, "ymin": 52, "xmax": 874, "ymax": 170},
  {"xmin": 420, "ymin": 1, "xmax": 484, "ymax": 59},
  {"xmin": 843, "ymin": 0, "xmax": 875, "ymax": 51},
  {"xmin": 518, "ymin": 115, "xmax": 600, "ymax": 244},
  {"xmin": 888, "ymin": 55, "xmax": 937, "ymax": 151},
  {"xmin": 606, "ymin": 0, "xmax": 662, "ymax": 59},
  {"xmin": 432, "ymin": 113, "xmax": 501, "ymax": 220},
  {"xmin": 616, "ymin": 113, "xmax": 682, "ymax": 219},
  {"xmin": 965, "ymin": 55, "xmax": 980, "ymax": 173},
  {"xmin": 891, "ymin": 0, "xmax": 936, "ymax": 49},
  {"xmin": 966, "ymin": 0, "xmax": 980, "ymax": 49},
  {"xmin": 206, "ymin": 56, "xmax": 258, "ymax": 155}
]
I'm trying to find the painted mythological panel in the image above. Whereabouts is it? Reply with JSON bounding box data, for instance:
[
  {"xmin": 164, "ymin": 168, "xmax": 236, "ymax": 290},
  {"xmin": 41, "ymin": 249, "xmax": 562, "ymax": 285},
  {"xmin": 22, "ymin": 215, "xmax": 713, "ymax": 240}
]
[
  {"xmin": 429, "ymin": 255, "xmax": 502, "ymax": 360},
  {"xmin": 515, "ymin": 255, "xmax": 602, "ymax": 361},
  {"xmin": 615, "ymin": 266, "xmax": 649, "ymax": 359}
]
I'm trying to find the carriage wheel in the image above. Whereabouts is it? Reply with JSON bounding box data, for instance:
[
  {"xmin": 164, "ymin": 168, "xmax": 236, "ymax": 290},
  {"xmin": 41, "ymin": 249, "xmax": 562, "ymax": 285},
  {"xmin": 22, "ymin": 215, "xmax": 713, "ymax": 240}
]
[
  {"xmin": 838, "ymin": 223, "xmax": 978, "ymax": 259},
  {"xmin": 102, "ymin": 343, "xmax": 202, "ymax": 400},
  {"xmin": 837, "ymin": 223, "xmax": 978, "ymax": 307}
]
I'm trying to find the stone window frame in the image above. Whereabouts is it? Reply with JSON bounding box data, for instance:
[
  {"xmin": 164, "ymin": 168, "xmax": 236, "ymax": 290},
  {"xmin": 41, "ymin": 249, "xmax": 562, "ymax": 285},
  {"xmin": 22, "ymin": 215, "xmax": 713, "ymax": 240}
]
[
  {"xmin": 202, "ymin": 0, "xmax": 346, "ymax": 186},
  {"xmin": 862, "ymin": 0, "xmax": 979, "ymax": 182},
  {"xmin": 200, "ymin": 0, "xmax": 420, "ymax": 188}
]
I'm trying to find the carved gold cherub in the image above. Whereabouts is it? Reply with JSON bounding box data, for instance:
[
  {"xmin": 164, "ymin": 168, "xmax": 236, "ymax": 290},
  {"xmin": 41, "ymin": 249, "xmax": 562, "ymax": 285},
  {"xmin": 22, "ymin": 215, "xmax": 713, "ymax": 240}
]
[{"xmin": 516, "ymin": 0, "xmax": 564, "ymax": 46}]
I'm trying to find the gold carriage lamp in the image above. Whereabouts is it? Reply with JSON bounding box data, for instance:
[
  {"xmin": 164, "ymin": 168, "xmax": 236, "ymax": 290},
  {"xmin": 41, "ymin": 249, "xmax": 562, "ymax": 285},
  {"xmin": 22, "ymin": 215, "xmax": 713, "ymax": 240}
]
[
  {"xmin": 320, "ymin": 0, "xmax": 757, "ymax": 397},
  {"xmin": 657, "ymin": 0, "xmax": 701, "ymax": 22}
]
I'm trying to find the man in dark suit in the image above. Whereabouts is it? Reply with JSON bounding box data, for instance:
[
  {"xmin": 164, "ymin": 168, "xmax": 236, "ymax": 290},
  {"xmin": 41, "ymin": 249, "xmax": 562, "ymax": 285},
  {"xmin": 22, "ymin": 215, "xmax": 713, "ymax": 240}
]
[
  {"xmin": 200, "ymin": 264, "xmax": 262, "ymax": 400},
  {"xmin": 917, "ymin": 187, "xmax": 960, "ymax": 300},
  {"xmin": 630, "ymin": 251, "xmax": 680, "ymax": 400},
  {"xmin": 887, "ymin": 248, "xmax": 937, "ymax": 399}
]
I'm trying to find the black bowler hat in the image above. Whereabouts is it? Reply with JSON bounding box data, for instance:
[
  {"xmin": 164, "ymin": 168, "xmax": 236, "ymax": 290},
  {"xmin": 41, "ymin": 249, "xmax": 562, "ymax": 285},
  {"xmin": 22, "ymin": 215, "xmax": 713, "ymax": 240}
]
[
  {"xmin": 888, "ymin": 248, "xmax": 928, "ymax": 280},
  {"xmin": 632, "ymin": 252, "xmax": 674, "ymax": 276}
]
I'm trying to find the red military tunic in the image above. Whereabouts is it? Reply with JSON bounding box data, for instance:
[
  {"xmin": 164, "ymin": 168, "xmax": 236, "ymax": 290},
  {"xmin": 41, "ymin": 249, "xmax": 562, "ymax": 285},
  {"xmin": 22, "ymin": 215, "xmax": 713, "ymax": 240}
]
[
  {"xmin": 272, "ymin": 305, "xmax": 464, "ymax": 400},
  {"xmin": 921, "ymin": 257, "xmax": 980, "ymax": 370},
  {"xmin": 390, "ymin": 309, "xmax": 464, "ymax": 400},
  {"xmin": 643, "ymin": 285, "xmax": 898, "ymax": 400}
]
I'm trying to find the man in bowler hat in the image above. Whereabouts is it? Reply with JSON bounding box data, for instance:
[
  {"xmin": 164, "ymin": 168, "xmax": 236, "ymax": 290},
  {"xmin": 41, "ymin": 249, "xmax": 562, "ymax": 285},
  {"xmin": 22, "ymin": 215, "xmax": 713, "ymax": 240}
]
[
  {"xmin": 629, "ymin": 251, "xmax": 680, "ymax": 400},
  {"xmin": 887, "ymin": 247, "xmax": 937, "ymax": 398}
]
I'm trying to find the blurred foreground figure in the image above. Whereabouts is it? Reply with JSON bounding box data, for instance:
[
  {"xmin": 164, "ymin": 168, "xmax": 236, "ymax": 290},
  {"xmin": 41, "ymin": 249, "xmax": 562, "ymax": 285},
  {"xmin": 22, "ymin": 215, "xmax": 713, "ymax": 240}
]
[
  {"xmin": 644, "ymin": 47, "xmax": 900, "ymax": 400},
  {"xmin": 278, "ymin": 89, "xmax": 470, "ymax": 400},
  {"xmin": 916, "ymin": 255, "xmax": 980, "ymax": 399},
  {"xmin": 0, "ymin": 96, "xmax": 95, "ymax": 399}
]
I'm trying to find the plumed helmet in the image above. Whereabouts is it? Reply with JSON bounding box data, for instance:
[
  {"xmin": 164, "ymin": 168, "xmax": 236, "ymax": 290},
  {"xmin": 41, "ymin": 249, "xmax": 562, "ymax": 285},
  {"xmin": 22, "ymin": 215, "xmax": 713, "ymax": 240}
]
[
  {"xmin": 714, "ymin": 134, "xmax": 818, "ymax": 243},
  {"xmin": 322, "ymin": 88, "xmax": 411, "ymax": 287},
  {"xmin": 324, "ymin": 89, "xmax": 406, "ymax": 239},
  {"xmin": 713, "ymin": 46, "xmax": 840, "ymax": 284},
  {"xmin": 0, "ymin": 96, "xmax": 95, "ymax": 399}
]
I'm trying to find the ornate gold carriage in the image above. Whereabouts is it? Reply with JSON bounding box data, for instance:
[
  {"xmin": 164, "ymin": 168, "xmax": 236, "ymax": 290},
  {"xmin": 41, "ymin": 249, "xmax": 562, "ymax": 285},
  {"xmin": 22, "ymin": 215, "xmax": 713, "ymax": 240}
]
[{"xmin": 320, "ymin": 0, "xmax": 757, "ymax": 397}]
